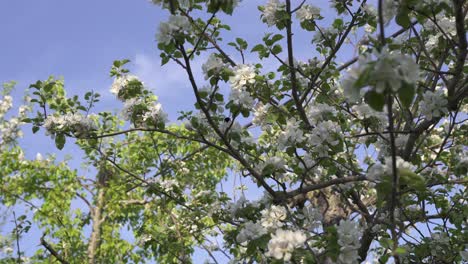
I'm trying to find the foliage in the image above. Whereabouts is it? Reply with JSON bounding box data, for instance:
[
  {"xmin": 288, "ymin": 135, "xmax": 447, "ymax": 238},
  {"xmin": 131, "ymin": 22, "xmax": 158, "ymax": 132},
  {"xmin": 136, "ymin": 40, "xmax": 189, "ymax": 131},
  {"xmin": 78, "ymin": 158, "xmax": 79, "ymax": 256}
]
[{"xmin": 1, "ymin": 0, "xmax": 467, "ymax": 263}]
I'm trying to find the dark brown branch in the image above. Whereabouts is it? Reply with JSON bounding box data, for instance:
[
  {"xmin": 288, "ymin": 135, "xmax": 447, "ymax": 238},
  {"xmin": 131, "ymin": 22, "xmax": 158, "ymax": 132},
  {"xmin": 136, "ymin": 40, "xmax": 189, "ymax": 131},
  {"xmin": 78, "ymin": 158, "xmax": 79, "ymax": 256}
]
[{"xmin": 40, "ymin": 235, "xmax": 70, "ymax": 264}]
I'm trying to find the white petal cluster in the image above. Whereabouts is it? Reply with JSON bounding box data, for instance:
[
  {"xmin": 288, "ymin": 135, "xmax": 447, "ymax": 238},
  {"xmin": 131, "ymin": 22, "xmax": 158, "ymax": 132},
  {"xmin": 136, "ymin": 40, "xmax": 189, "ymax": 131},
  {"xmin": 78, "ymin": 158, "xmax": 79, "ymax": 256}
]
[
  {"xmin": 343, "ymin": 48, "xmax": 419, "ymax": 102},
  {"xmin": 366, "ymin": 156, "xmax": 415, "ymax": 181},
  {"xmin": 278, "ymin": 118, "xmax": 304, "ymax": 149},
  {"xmin": 142, "ymin": 102, "xmax": 168, "ymax": 125},
  {"xmin": 260, "ymin": 205, "xmax": 287, "ymax": 229},
  {"xmin": 336, "ymin": 220, "xmax": 362, "ymax": 264},
  {"xmin": 419, "ymin": 89, "xmax": 448, "ymax": 120},
  {"xmin": 382, "ymin": 0, "xmax": 398, "ymax": 25},
  {"xmin": 156, "ymin": 15, "xmax": 191, "ymax": 45},
  {"xmin": 296, "ymin": 4, "xmax": 320, "ymax": 22},
  {"xmin": 362, "ymin": 4, "xmax": 377, "ymax": 17},
  {"xmin": 301, "ymin": 204, "xmax": 322, "ymax": 230},
  {"xmin": 306, "ymin": 102, "xmax": 336, "ymax": 124},
  {"xmin": 44, "ymin": 113, "xmax": 97, "ymax": 137},
  {"xmin": 236, "ymin": 221, "xmax": 267, "ymax": 243},
  {"xmin": 202, "ymin": 54, "xmax": 225, "ymax": 79},
  {"xmin": 110, "ymin": 74, "xmax": 140, "ymax": 100},
  {"xmin": 307, "ymin": 120, "xmax": 340, "ymax": 157},
  {"xmin": 256, "ymin": 156, "xmax": 286, "ymax": 174},
  {"xmin": 252, "ymin": 102, "xmax": 270, "ymax": 127},
  {"xmin": 229, "ymin": 87, "xmax": 254, "ymax": 109},
  {"xmin": 226, "ymin": 196, "xmax": 250, "ymax": 217},
  {"xmin": 160, "ymin": 179, "xmax": 178, "ymax": 192},
  {"xmin": 229, "ymin": 64, "xmax": 256, "ymax": 90},
  {"xmin": 262, "ymin": 0, "xmax": 285, "ymax": 26},
  {"xmin": 424, "ymin": 13, "xmax": 456, "ymax": 35},
  {"xmin": 312, "ymin": 26, "xmax": 339, "ymax": 43},
  {"xmin": 266, "ymin": 229, "xmax": 306, "ymax": 261},
  {"xmin": 0, "ymin": 117, "xmax": 23, "ymax": 145},
  {"xmin": 122, "ymin": 98, "xmax": 144, "ymax": 121},
  {"xmin": 352, "ymin": 104, "xmax": 387, "ymax": 125},
  {"xmin": 0, "ymin": 95, "xmax": 13, "ymax": 119},
  {"xmin": 372, "ymin": 49, "xmax": 420, "ymax": 93}
]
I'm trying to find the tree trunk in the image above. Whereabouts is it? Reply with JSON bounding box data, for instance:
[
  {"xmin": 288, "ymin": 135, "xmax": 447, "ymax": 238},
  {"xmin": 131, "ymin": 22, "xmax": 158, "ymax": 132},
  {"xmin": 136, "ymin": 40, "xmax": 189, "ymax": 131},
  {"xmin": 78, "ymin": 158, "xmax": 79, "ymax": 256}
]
[{"xmin": 87, "ymin": 187, "xmax": 105, "ymax": 264}]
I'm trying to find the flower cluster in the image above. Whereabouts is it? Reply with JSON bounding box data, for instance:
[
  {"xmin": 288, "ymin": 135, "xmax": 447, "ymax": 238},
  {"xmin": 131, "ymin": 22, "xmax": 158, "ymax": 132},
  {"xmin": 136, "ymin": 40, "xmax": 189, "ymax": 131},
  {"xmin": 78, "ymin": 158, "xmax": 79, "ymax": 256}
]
[
  {"xmin": 307, "ymin": 120, "xmax": 341, "ymax": 157},
  {"xmin": 142, "ymin": 102, "xmax": 168, "ymax": 125},
  {"xmin": 202, "ymin": 54, "xmax": 225, "ymax": 80},
  {"xmin": 111, "ymin": 74, "xmax": 167, "ymax": 127},
  {"xmin": 343, "ymin": 48, "xmax": 419, "ymax": 103},
  {"xmin": 0, "ymin": 95, "xmax": 13, "ymax": 119},
  {"xmin": 44, "ymin": 113, "xmax": 97, "ymax": 137},
  {"xmin": 266, "ymin": 229, "xmax": 306, "ymax": 261},
  {"xmin": 0, "ymin": 117, "xmax": 23, "ymax": 145},
  {"xmin": 296, "ymin": 4, "xmax": 320, "ymax": 22},
  {"xmin": 236, "ymin": 221, "xmax": 266, "ymax": 243},
  {"xmin": 306, "ymin": 102, "xmax": 336, "ymax": 125},
  {"xmin": 229, "ymin": 86, "xmax": 254, "ymax": 109},
  {"xmin": 419, "ymin": 89, "xmax": 448, "ymax": 120},
  {"xmin": 367, "ymin": 156, "xmax": 415, "ymax": 181},
  {"xmin": 252, "ymin": 102, "xmax": 270, "ymax": 127},
  {"xmin": 278, "ymin": 118, "xmax": 304, "ymax": 149},
  {"xmin": 110, "ymin": 74, "xmax": 141, "ymax": 101},
  {"xmin": 261, "ymin": 0, "xmax": 285, "ymax": 26},
  {"xmin": 301, "ymin": 204, "xmax": 322, "ymax": 231},
  {"xmin": 260, "ymin": 205, "xmax": 287, "ymax": 230},
  {"xmin": 157, "ymin": 15, "xmax": 191, "ymax": 45},
  {"xmin": 336, "ymin": 220, "xmax": 362, "ymax": 264},
  {"xmin": 229, "ymin": 64, "xmax": 256, "ymax": 90},
  {"xmin": 228, "ymin": 64, "xmax": 256, "ymax": 109}
]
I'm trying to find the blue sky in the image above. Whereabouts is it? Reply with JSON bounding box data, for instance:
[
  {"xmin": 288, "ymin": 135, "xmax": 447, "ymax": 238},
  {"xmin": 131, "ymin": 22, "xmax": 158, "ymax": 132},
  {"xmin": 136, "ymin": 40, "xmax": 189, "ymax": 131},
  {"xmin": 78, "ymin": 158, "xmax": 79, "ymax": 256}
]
[{"xmin": 0, "ymin": 0, "xmax": 368, "ymax": 261}]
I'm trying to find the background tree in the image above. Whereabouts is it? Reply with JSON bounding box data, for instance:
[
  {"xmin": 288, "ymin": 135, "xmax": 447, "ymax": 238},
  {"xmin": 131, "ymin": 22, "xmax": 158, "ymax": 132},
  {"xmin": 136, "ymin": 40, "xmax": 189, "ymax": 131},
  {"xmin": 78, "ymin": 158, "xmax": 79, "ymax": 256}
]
[{"xmin": 1, "ymin": 0, "xmax": 467, "ymax": 263}]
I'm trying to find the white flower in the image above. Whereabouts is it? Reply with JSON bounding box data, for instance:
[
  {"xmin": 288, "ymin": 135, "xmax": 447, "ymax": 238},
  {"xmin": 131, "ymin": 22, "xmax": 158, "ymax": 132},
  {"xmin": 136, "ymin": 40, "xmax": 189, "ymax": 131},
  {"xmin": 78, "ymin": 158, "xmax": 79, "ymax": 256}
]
[
  {"xmin": 382, "ymin": 0, "xmax": 398, "ymax": 25},
  {"xmin": 352, "ymin": 104, "xmax": 387, "ymax": 125},
  {"xmin": 301, "ymin": 204, "xmax": 322, "ymax": 230},
  {"xmin": 278, "ymin": 118, "xmax": 304, "ymax": 149},
  {"xmin": 156, "ymin": 15, "xmax": 191, "ymax": 45},
  {"xmin": 266, "ymin": 229, "xmax": 306, "ymax": 261},
  {"xmin": 256, "ymin": 156, "xmax": 286, "ymax": 174},
  {"xmin": 252, "ymin": 102, "xmax": 270, "ymax": 126},
  {"xmin": 0, "ymin": 95, "xmax": 13, "ymax": 119},
  {"xmin": 296, "ymin": 4, "xmax": 320, "ymax": 22},
  {"xmin": 419, "ymin": 89, "xmax": 448, "ymax": 120},
  {"xmin": 306, "ymin": 120, "xmax": 341, "ymax": 157},
  {"xmin": 122, "ymin": 98, "xmax": 143, "ymax": 121},
  {"xmin": 202, "ymin": 54, "xmax": 225, "ymax": 79},
  {"xmin": 362, "ymin": 4, "xmax": 377, "ymax": 17},
  {"xmin": 260, "ymin": 205, "xmax": 287, "ymax": 229},
  {"xmin": 306, "ymin": 102, "xmax": 336, "ymax": 124},
  {"xmin": 342, "ymin": 48, "xmax": 419, "ymax": 101},
  {"xmin": 236, "ymin": 221, "xmax": 267, "ymax": 243},
  {"xmin": 142, "ymin": 102, "xmax": 168, "ymax": 126},
  {"xmin": 367, "ymin": 163, "xmax": 385, "ymax": 181},
  {"xmin": 36, "ymin": 153, "xmax": 43, "ymax": 161},
  {"xmin": 229, "ymin": 87, "xmax": 254, "ymax": 109},
  {"xmin": 262, "ymin": 0, "xmax": 285, "ymax": 26},
  {"xmin": 229, "ymin": 64, "xmax": 256, "ymax": 90},
  {"xmin": 367, "ymin": 156, "xmax": 415, "ymax": 182},
  {"xmin": 43, "ymin": 113, "xmax": 97, "ymax": 137},
  {"xmin": 336, "ymin": 220, "xmax": 362, "ymax": 264},
  {"xmin": 110, "ymin": 74, "xmax": 140, "ymax": 100},
  {"xmin": 226, "ymin": 196, "xmax": 249, "ymax": 217}
]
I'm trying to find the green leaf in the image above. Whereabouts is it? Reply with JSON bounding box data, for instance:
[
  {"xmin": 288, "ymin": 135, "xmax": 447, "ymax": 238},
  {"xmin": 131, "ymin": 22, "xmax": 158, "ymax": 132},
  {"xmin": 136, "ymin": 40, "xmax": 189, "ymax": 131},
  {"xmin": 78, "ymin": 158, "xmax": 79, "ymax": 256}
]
[
  {"xmin": 271, "ymin": 44, "xmax": 282, "ymax": 55},
  {"xmin": 365, "ymin": 91, "xmax": 385, "ymax": 111},
  {"xmin": 32, "ymin": 126, "xmax": 40, "ymax": 134},
  {"xmin": 271, "ymin": 34, "xmax": 284, "ymax": 43},
  {"xmin": 251, "ymin": 44, "xmax": 265, "ymax": 52},
  {"xmin": 55, "ymin": 134, "xmax": 66, "ymax": 150},
  {"xmin": 396, "ymin": 10, "xmax": 411, "ymax": 28},
  {"xmin": 397, "ymin": 82, "xmax": 415, "ymax": 108}
]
